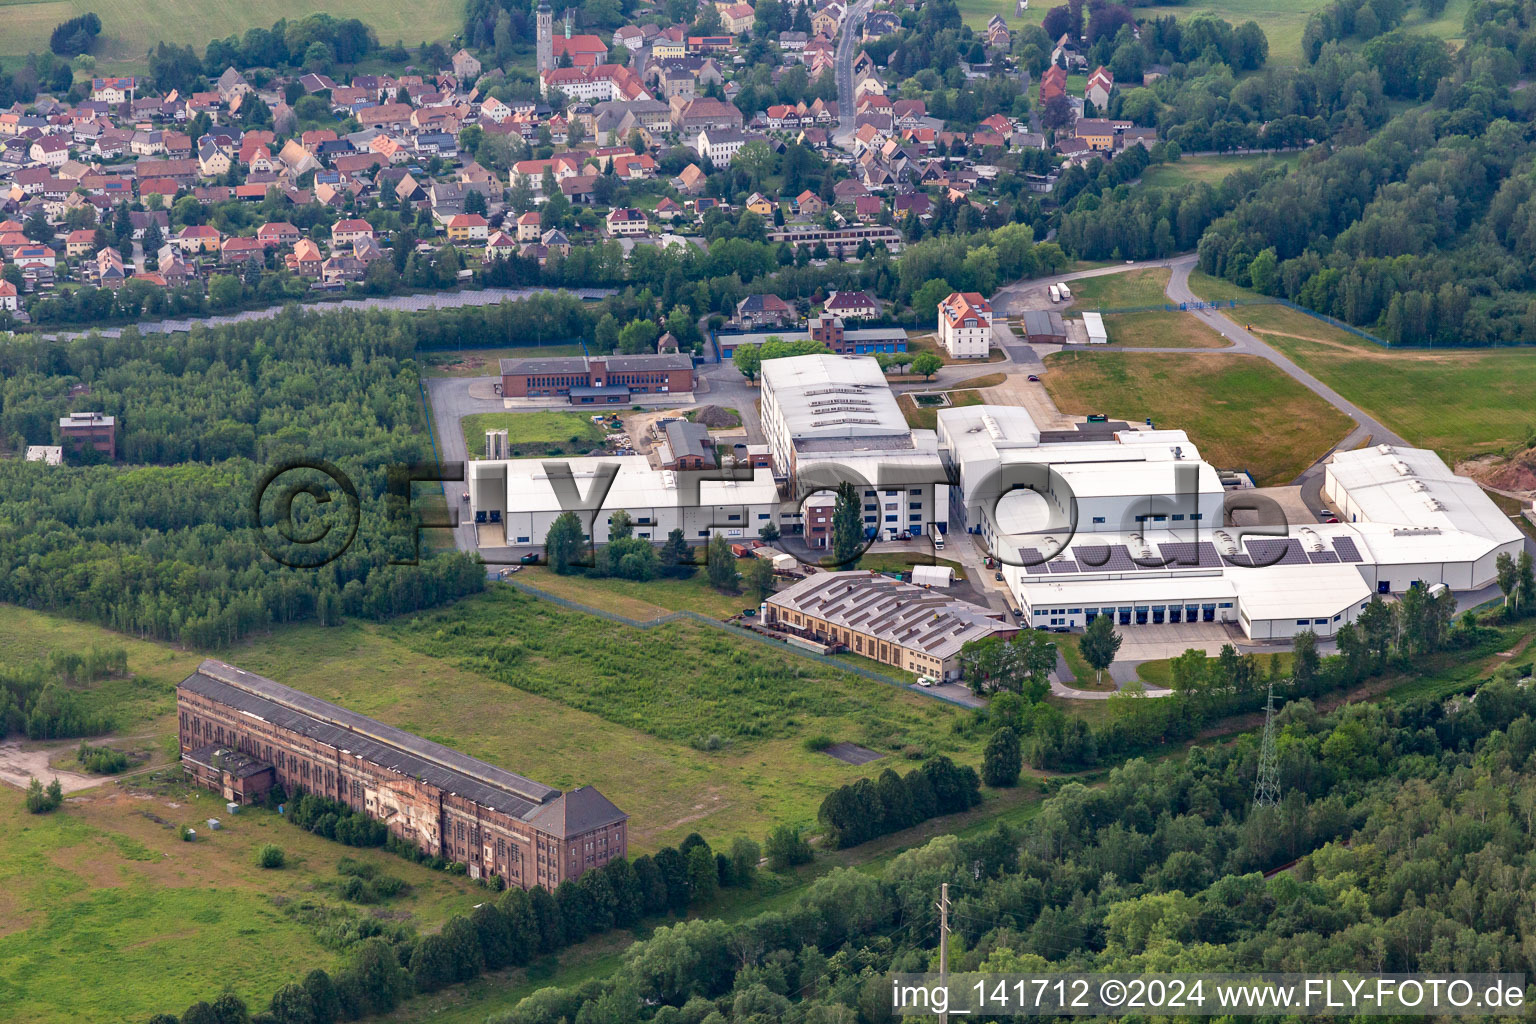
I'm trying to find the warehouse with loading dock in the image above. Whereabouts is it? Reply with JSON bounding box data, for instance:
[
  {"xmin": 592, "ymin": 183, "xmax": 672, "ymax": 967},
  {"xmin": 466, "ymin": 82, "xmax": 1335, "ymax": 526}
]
[{"xmin": 939, "ymin": 404, "xmax": 1524, "ymax": 641}]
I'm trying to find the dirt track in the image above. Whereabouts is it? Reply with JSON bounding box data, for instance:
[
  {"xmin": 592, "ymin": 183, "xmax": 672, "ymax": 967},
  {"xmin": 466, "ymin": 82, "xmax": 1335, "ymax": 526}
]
[{"xmin": 0, "ymin": 741, "xmax": 103, "ymax": 795}]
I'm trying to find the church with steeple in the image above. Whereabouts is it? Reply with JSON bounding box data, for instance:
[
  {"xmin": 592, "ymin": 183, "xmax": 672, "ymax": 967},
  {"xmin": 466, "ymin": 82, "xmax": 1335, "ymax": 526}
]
[{"xmin": 534, "ymin": 4, "xmax": 608, "ymax": 74}]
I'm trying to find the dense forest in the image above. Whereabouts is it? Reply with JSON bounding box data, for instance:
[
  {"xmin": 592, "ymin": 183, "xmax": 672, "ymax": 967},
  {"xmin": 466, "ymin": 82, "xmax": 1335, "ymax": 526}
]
[
  {"xmin": 486, "ymin": 663, "xmax": 1536, "ymax": 1022},
  {"xmin": 1196, "ymin": 0, "xmax": 1536, "ymax": 345},
  {"xmin": 0, "ymin": 306, "xmax": 488, "ymax": 648}
]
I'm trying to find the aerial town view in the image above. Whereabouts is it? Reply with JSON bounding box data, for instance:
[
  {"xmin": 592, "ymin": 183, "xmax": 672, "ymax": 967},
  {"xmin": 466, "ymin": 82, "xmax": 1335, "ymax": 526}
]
[{"xmin": 4, "ymin": 0, "xmax": 1536, "ymax": 1020}]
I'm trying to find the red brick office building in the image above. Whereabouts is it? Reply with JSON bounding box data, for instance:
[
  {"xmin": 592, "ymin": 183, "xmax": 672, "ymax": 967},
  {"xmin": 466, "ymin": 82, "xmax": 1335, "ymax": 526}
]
[
  {"xmin": 58, "ymin": 411, "xmax": 116, "ymax": 458},
  {"xmin": 499, "ymin": 353, "xmax": 695, "ymax": 404},
  {"xmin": 177, "ymin": 660, "xmax": 627, "ymax": 890}
]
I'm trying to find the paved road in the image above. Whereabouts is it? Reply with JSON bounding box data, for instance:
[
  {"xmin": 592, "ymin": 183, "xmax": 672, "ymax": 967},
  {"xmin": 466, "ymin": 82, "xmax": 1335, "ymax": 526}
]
[
  {"xmin": 832, "ymin": 0, "xmax": 874, "ymax": 151},
  {"xmin": 424, "ymin": 375, "xmax": 508, "ymax": 556},
  {"xmin": 38, "ymin": 286, "xmax": 616, "ymax": 340},
  {"xmin": 992, "ymin": 255, "xmax": 1409, "ymax": 486}
]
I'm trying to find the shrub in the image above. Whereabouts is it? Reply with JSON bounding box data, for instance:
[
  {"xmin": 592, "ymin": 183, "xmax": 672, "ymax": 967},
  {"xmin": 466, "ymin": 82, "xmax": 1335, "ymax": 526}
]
[
  {"xmin": 25, "ymin": 777, "xmax": 63, "ymax": 814},
  {"xmin": 802, "ymin": 734, "xmax": 834, "ymax": 752},
  {"xmin": 257, "ymin": 844, "xmax": 287, "ymax": 869},
  {"xmin": 76, "ymin": 742, "xmax": 130, "ymax": 774},
  {"xmin": 764, "ymin": 824, "xmax": 813, "ymax": 872}
]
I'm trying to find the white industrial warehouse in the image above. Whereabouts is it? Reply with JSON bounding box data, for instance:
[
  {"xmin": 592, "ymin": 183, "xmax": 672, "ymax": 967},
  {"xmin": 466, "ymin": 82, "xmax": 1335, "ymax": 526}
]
[{"xmin": 939, "ymin": 404, "xmax": 1525, "ymax": 641}]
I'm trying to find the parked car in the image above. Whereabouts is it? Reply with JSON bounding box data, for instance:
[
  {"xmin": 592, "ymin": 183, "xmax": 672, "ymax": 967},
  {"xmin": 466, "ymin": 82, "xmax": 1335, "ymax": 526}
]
[
  {"xmin": 519, "ymin": 552, "xmax": 539, "ymax": 564},
  {"xmin": 994, "ymin": 572, "xmax": 1004, "ymax": 581},
  {"xmin": 1027, "ymin": 374, "xmax": 1040, "ymax": 382}
]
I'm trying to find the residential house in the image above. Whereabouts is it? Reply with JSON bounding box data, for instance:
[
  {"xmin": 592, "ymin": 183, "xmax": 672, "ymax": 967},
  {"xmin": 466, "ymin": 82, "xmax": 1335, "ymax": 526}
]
[
  {"xmin": 175, "ymin": 225, "xmax": 221, "ymax": 255},
  {"xmin": 452, "ymin": 49, "xmax": 482, "ymax": 81},
  {"xmin": 696, "ymin": 128, "xmax": 749, "ymax": 167},
  {"xmin": 445, "ymin": 213, "xmax": 489, "ymax": 243},
  {"xmin": 64, "ymin": 229, "xmax": 98, "ymax": 258},
  {"xmin": 825, "ymin": 290, "xmax": 879, "ymax": 320},
  {"xmin": 736, "ymin": 293, "xmax": 794, "ymax": 327},
  {"xmin": 793, "ymin": 190, "xmax": 825, "ymax": 215},
  {"xmin": 331, "ymin": 219, "xmax": 375, "ymax": 248},
  {"xmin": 1086, "ymin": 66, "xmax": 1113, "ymax": 110},
  {"xmin": 286, "ymin": 239, "xmax": 323, "ymax": 276},
  {"xmin": 605, "ymin": 208, "xmax": 648, "ymax": 236},
  {"xmin": 256, "ymin": 222, "xmax": 301, "ymax": 249},
  {"xmin": 745, "ymin": 192, "xmax": 774, "ymax": 216},
  {"xmin": 937, "ymin": 291, "xmax": 993, "ymax": 358},
  {"xmin": 30, "ymin": 136, "xmax": 69, "ymax": 168},
  {"xmin": 515, "ymin": 211, "xmax": 542, "ymax": 242}
]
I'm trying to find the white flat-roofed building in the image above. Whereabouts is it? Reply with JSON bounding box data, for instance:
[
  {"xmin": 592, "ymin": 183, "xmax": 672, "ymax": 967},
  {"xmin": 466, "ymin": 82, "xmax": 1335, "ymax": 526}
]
[
  {"xmin": 938, "ymin": 404, "xmax": 1223, "ymax": 553},
  {"xmin": 468, "ymin": 455, "xmax": 779, "ymax": 546},
  {"xmin": 761, "ymin": 353, "xmax": 948, "ymax": 539},
  {"xmin": 25, "ymin": 445, "xmax": 63, "ymax": 465},
  {"xmin": 1325, "ymin": 444, "xmax": 1525, "ymax": 593},
  {"xmin": 942, "ymin": 405, "xmax": 1516, "ymax": 641},
  {"xmin": 1082, "ymin": 311, "xmax": 1107, "ymax": 344}
]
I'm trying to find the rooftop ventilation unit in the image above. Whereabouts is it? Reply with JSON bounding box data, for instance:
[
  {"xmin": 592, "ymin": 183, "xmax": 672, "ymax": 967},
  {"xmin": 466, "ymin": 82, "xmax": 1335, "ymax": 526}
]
[
  {"xmin": 1299, "ymin": 527, "xmax": 1324, "ymax": 553},
  {"xmin": 1213, "ymin": 529, "xmax": 1238, "ymax": 557}
]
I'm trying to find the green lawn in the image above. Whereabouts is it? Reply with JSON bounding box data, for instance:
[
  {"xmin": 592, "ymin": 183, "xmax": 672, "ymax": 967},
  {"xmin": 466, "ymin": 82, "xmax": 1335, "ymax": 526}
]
[
  {"xmin": 461, "ymin": 411, "xmax": 607, "ymax": 458},
  {"xmin": 1068, "ymin": 267, "xmax": 1172, "ymax": 310},
  {"xmin": 422, "ymin": 345, "xmax": 583, "ymax": 379},
  {"xmin": 515, "ymin": 566, "xmax": 752, "ymax": 619},
  {"xmin": 1042, "ymin": 350, "xmax": 1354, "ymax": 484},
  {"xmin": 907, "ymin": 331, "xmax": 1007, "ymax": 365},
  {"xmin": 1104, "ymin": 311, "xmax": 1232, "ymax": 348},
  {"xmin": 899, "ymin": 387, "xmax": 987, "ymax": 430},
  {"xmin": 0, "ymin": 0, "xmax": 463, "ymax": 70},
  {"xmin": 1140, "ymin": 153, "xmax": 1299, "ymax": 190},
  {"xmin": 855, "ymin": 552, "xmax": 969, "ymax": 580}
]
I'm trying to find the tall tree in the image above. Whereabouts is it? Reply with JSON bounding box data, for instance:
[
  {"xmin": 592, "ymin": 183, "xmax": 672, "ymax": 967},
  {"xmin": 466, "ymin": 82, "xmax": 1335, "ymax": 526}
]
[
  {"xmin": 545, "ymin": 511, "xmax": 585, "ymax": 574},
  {"xmin": 706, "ymin": 534, "xmax": 739, "ymax": 591},
  {"xmin": 982, "ymin": 726, "xmax": 1022, "ymax": 787},
  {"xmin": 831, "ymin": 481, "xmax": 864, "ymax": 566},
  {"xmin": 1079, "ymin": 615, "xmax": 1122, "ymax": 687}
]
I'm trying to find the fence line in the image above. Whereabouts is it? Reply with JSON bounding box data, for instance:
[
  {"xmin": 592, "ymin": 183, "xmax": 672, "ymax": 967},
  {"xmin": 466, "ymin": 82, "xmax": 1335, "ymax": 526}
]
[
  {"xmin": 496, "ymin": 576, "xmax": 977, "ymax": 709},
  {"xmin": 1078, "ymin": 297, "xmax": 1397, "ymax": 348}
]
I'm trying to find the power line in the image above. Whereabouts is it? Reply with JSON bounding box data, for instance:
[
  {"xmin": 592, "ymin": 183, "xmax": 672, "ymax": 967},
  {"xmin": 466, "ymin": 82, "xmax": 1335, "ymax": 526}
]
[{"xmin": 1253, "ymin": 680, "xmax": 1281, "ymax": 807}]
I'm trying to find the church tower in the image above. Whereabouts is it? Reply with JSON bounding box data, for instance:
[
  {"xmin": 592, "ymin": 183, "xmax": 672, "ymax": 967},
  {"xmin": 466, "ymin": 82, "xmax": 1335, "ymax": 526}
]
[{"xmin": 536, "ymin": 1, "xmax": 554, "ymax": 75}]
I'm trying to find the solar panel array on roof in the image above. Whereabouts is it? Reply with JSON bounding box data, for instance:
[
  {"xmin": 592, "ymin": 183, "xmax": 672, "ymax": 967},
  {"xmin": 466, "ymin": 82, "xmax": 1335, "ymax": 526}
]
[
  {"xmin": 1018, "ymin": 547, "xmax": 1049, "ymax": 574},
  {"xmin": 1245, "ymin": 538, "xmax": 1308, "ymax": 567},
  {"xmin": 1308, "ymin": 550, "xmax": 1340, "ymax": 563},
  {"xmin": 1333, "ymin": 536, "xmax": 1363, "ymax": 562},
  {"xmin": 1048, "ymin": 559, "xmax": 1079, "ymax": 574},
  {"xmin": 1153, "ymin": 541, "xmax": 1222, "ymax": 569},
  {"xmin": 1076, "ymin": 544, "xmax": 1137, "ymax": 571}
]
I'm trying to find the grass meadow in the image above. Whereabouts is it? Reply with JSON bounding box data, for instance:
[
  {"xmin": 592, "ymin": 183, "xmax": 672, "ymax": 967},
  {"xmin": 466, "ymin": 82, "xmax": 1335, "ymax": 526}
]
[
  {"xmin": 1067, "ymin": 267, "xmax": 1172, "ymax": 310},
  {"xmin": 0, "ymin": 588, "xmax": 992, "ymax": 1019},
  {"xmin": 461, "ymin": 410, "xmax": 607, "ymax": 458},
  {"xmin": 421, "ymin": 344, "xmax": 583, "ymax": 379},
  {"xmin": 0, "ymin": 0, "xmax": 462, "ymax": 70},
  {"xmin": 957, "ymin": 0, "xmax": 1469, "ymax": 62},
  {"xmin": 1139, "ymin": 153, "xmax": 1300, "ymax": 190},
  {"xmin": 1185, "ymin": 272, "xmax": 1536, "ymax": 462},
  {"xmin": 1103, "ymin": 311, "xmax": 1233, "ymax": 348},
  {"xmin": 1042, "ymin": 349, "xmax": 1354, "ymax": 483}
]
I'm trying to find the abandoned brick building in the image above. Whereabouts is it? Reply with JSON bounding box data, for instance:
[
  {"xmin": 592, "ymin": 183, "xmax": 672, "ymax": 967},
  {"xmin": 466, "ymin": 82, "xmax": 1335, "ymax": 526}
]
[{"xmin": 177, "ymin": 659, "xmax": 627, "ymax": 890}]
